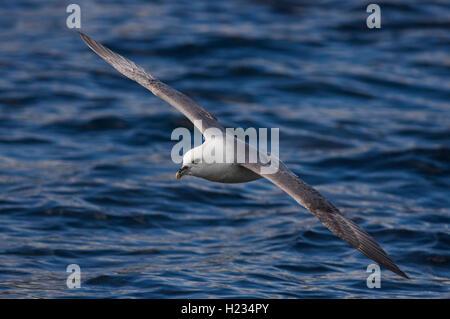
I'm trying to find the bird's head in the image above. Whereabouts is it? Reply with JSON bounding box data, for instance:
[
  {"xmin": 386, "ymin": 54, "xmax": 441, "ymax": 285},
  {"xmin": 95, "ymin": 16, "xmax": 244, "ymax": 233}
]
[{"xmin": 175, "ymin": 147, "xmax": 203, "ymax": 180}]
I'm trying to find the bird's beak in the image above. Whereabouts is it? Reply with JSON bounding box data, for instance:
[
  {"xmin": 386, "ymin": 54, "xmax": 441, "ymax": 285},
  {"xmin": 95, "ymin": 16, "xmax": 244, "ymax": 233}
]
[{"xmin": 176, "ymin": 166, "xmax": 188, "ymax": 180}]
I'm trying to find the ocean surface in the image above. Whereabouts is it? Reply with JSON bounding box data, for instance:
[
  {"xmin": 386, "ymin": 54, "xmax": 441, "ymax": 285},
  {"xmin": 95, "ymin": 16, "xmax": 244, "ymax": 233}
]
[{"xmin": 0, "ymin": 0, "xmax": 448, "ymax": 298}]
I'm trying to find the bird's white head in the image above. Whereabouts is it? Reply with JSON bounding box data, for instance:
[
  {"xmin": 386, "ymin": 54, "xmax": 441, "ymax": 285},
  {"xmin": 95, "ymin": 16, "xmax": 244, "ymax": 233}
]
[{"xmin": 175, "ymin": 146, "xmax": 204, "ymax": 180}]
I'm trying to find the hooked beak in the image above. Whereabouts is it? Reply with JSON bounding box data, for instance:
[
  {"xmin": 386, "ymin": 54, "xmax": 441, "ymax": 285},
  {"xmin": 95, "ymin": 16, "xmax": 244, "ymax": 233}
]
[{"xmin": 176, "ymin": 166, "xmax": 188, "ymax": 180}]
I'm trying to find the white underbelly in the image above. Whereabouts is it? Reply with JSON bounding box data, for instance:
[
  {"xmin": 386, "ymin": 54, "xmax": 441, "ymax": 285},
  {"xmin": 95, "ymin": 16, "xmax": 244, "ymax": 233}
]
[{"xmin": 200, "ymin": 163, "xmax": 261, "ymax": 183}]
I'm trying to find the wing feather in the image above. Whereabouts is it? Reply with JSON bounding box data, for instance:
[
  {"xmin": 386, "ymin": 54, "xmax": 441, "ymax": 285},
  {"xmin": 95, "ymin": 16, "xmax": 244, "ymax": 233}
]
[
  {"xmin": 78, "ymin": 32, "xmax": 222, "ymax": 134},
  {"xmin": 243, "ymin": 161, "xmax": 409, "ymax": 279}
]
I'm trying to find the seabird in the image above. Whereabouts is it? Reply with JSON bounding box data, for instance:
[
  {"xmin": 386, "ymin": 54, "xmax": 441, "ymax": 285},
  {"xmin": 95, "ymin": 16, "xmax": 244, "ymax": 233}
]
[{"xmin": 79, "ymin": 32, "xmax": 409, "ymax": 279}]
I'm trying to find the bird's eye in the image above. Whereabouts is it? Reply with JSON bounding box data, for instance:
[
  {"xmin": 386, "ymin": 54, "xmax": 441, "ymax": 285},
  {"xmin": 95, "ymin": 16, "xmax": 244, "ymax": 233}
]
[{"xmin": 191, "ymin": 159, "xmax": 200, "ymax": 165}]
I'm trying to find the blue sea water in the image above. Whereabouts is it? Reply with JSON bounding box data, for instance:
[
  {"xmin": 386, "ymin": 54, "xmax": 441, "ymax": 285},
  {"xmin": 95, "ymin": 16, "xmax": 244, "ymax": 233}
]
[{"xmin": 0, "ymin": 0, "xmax": 448, "ymax": 298}]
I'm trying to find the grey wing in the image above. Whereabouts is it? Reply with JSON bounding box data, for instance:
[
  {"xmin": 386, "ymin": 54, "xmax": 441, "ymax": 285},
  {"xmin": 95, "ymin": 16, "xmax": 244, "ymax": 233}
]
[
  {"xmin": 242, "ymin": 161, "xmax": 409, "ymax": 279},
  {"xmin": 78, "ymin": 32, "xmax": 223, "ymax": 134}
]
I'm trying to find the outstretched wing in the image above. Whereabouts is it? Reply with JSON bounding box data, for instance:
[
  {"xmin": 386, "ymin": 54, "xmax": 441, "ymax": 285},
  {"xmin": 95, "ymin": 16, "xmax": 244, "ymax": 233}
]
[
  {"xmin": 79, "ymin": 32, "xmax": 223, "ymax": 134},
  {"xmin": 243, "ymin": 161, "xmax": 409, "ymax": 279}
]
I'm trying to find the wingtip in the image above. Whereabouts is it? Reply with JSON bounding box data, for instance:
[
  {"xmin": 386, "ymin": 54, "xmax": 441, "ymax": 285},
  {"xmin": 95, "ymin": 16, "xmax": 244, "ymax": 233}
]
[
  {"xmin": 375, "ymin": 255, "xmax": 410, "ymax": 279},
  {"xmin": 78, "ymin": 31, "xmax": 96, "ymax": 48},
  {"xmin": 384, "ymin": 261, "xmax": 410, "ymax": 279},
  {"xmin": 396, "ymin": 268, "xmax": 410, "ymax": 280},
  {"xmin": 77, "ymin": 32, "xmax": 101, "ymax": 56},
  {"xmin": 77, "ymin": 31, "xmax": 88, "ymax": 41}
]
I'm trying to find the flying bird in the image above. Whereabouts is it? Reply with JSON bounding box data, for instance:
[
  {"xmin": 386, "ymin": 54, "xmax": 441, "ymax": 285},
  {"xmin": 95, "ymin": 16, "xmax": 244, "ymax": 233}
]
[{"xmin": 79, "ymin": 32, "xmax": 409, "ymax": 279}]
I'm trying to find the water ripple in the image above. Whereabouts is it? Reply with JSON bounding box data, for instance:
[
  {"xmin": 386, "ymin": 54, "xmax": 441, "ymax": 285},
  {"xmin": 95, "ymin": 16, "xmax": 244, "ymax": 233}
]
[{"xmin": 0, "ymin": 0, "xmax": 448, "ymax": 298}]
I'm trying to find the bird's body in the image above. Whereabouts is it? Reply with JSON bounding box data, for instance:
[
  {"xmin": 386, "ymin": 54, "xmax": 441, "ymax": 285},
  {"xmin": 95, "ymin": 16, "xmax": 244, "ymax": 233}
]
[
  {"xmin": 178, "ymin": 143, "xmax": 262, "ymax": 183},
  {"xmin": 79, "ymin": 32, "xmax": 409, "ymax": 279},
  {"xmin": 186, "ymin": 161, "xmax": 262, "ymax": 183}
]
